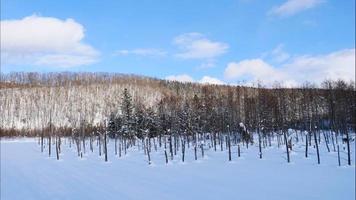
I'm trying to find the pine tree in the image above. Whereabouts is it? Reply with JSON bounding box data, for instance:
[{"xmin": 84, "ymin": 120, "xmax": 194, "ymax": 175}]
[
  {"xmin": 121, "ymin": 88, "xmax": 134, "ymax": 139},
  {"xmin": 108, "ymin": 112, "xmax": 116, "ymax": 138}
]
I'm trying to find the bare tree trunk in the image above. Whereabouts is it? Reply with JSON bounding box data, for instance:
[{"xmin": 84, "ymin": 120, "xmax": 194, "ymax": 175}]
[
  {"xmin": 114, "ymin": 135, "xmax": 117, "ymax": 155},
  {"xmin": 346, "ymin": 132, "xmax": 351, "ymax": 165},
  {"xmin": 119, "ymin": 138, "xmax": 122, "ymax": 157},
  {"xmin": 323, "ymin": 132, "xmax": 330, "ymax": 152},
  {"xmin": 124, "ymin": 137, "xmax": 127, "ymax": 155},
  {"xmin": 305, "ymin": 134, "xmax": 308, "ymax": 158},
  {"xmin": 284, "ymin": 131, "xmax": 290, "ymax": 163},
  {"xmin": 258, "ymin": 132, "xmax": 262, "ymax": 159},
  {"xmin": 76, "ymin": 138, "xmax": 81, "ymax": 157},
  {"xmin": 55, "ymin": 137, "xmax": 59, "ymax": 160},
  {"xmin": 214, "ymin": 133, "xmax": 217, "ymax": 151},
  {"xmin": 104, "ymin": 131, "xmax": 108, "ymax": 162},
  {"xmin": 228, "ymin": 135, "xmax": 232, "ymax": 161},
  {"xmin": 90, "ymin": 136, "xmax": 93, "ymax": 153},
  {"xmin": 182, "ymin": 140, "xmax": 185, "ymax": 162},
  {"xmin": 58, "ymin": 136, "xmax": 61, "ymax": 154},
  {"xmin": 268, "ymin": 134, "xmax": 272, "ymax": 147},
  {"xmin": 41, "ymin": 132, "xmax": 44, "ymax": 153},
  {"xmin": 82, "ymin": 137, "xmax": 86, "ymax": 154},
  {"xmin": 238, "ymin": 144, "xmax": 240, "ymax": 157},
  {"xmin": 48, "ymin": 136, "xmax": 51, "ymax": 157},
  {"xmin": 314, "ymin": 131, "xmax": 320, "ymax": 164},
  {"xmin": 337, "ymin": 144, "xmax": 341, "ymax": 166},
  {"xmin": 169, "ymin": 136, "xmax": 173, "ymax": 160},
  {"xmin": 174, "ymin": 136, "xmax": 177, "ymax": 156},
  {"xmin": 330, "ymin": 131, "xmax": 336, "ymax": 152},
  {"xmin": 159, "ymin": 135, "xmax": 162, "ymax": 148},
  {"xmin": 98, "ymin": 135, "xmax": 102, "ymax": 156},
  {"xmin": 277, "ymin": 134, "xmax": 281, "ymax": 148},
  {"xmin": 164, "ymin": 148, "xmax": 168, "ymax": 164},
  {"xmin": 154, "ymin": 138, "xmax": 157, "ymax": 152},
  {"xmin": 147, "ymin": 139, "xmax": 151, "ymax": 165}
]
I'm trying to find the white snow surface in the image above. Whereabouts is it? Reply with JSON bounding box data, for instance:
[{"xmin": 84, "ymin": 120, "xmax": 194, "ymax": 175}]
[{"xmin": 1, "ymin": 137, "xmax": 355, "ymax": 200}]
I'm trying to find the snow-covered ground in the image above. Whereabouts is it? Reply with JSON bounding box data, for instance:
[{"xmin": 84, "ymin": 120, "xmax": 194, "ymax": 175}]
[{"xmin": 1, "ymin": 137, "xmax": 355, "ymax": 200}]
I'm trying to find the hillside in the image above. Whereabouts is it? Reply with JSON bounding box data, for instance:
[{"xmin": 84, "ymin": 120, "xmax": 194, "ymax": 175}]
[{"xmin": 0, "ymin": 72, "xmax": 355, "ymax": 136}]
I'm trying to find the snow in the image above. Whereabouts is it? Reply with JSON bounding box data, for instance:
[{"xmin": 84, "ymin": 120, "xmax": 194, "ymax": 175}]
[
  {"xmin": 0, "ymin": 83, "xmax": 162, "ymax": 130},
  {"xmin": 1, "ymin": 137, "xmax": 355, "ymax": 200}
]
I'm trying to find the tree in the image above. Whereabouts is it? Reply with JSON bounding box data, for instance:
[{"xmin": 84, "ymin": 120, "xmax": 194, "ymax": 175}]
[{"xmin": 121, "ymin": 88, "xmax": 134, "ymax": 139}]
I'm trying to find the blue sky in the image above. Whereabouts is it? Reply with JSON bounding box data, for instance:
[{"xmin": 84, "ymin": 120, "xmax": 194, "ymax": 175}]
[{"xmin": 1, "ymin": 0, "xmax": 355, "ymax": 85}]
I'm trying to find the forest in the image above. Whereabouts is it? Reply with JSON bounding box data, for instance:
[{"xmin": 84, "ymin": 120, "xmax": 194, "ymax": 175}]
[{"xmin": 1, "ymin": 72, "xmax": 355, "ymax": 165}]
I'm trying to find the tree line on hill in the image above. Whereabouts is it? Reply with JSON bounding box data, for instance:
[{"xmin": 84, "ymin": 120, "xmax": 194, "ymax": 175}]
[
  {"xmin": 1, "ymin": 72, "xmax": 354, "ymax": 138},
  {"xmin": 1, "ymin": 72, "xmax": 354, "ymax": 165}
]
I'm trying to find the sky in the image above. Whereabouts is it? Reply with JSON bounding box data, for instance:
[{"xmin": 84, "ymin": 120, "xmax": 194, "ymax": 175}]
[{"xmin": 1, "ymin": 0, "xmax": 355, "ymax": 86}]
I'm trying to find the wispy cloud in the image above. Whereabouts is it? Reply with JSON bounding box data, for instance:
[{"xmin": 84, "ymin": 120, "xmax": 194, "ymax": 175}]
[
  {"xmin": 200, "ymin": 76, "xmax": 225, "ymax": 85},
  {"xmin": 165, "ymin": 74, "xmax": 195, "ymax": 83},
  {"xmin": 165, "ymin": 74, "xmax": 225, "ymax": 85},
  {"xmin": 261, "ymin": 44, "xmax": 291, "ymax": 63},
  {"xmin": 173, "ymin": 32, "xmax": 228, "ymax": 59},
  {"xmin": 196, "ymin": 59, "xmax": 216, "ymax": 70},
  {"xmin": 113, "ymin": 33, "xmax": 227, "ymax": 70},
  {"xmin": 268, "ymin": 0, "xmax": 323, "ymax": 17},
  {"xmin": 1, "ymin": 15, "xmax": 99, "ymax": 68},
  {"xmin": 114, "ymin": 48, "xmax": 167, "ymax": 57}
]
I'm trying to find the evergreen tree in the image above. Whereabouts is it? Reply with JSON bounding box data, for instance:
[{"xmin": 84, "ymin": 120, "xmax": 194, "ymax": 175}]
[
  {"xmin": 108, "ymin": 112, "xmax": 116, "ymax": 138},
  {"xmin": 121, "ymin": 88, "xmax": 134, "ymax": 139}
]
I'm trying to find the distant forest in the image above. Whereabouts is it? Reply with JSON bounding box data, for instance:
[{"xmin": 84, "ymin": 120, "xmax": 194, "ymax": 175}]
[{"xmin": 0, "ymin": 72, "xmax": 355, "ymax": 138}]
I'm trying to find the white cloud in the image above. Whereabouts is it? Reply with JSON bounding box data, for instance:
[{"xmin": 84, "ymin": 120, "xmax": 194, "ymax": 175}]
[
  {"xmin": 1, "ymin": 15, "xmax": 99, "ymax": 68},
  {"xmin": 173, "ymin": 32, "xmax": 228, "ymax": 59},
  {"xmin": 269, "ymin": 0, "xmax": 323, "ymax": 17},
  {"xmin": 200, "ymin": 76, "xmax": 225, "ymax": 85},
  {"xmin": 224, "ymin": 49, "xmax": 355, "ymax": 87},
  {"xmin": 165, "ymin": 74, "xmax": 195, "ymax": 83},
  {"xmin": 165, "ymin": 74, "xmax": 225, "ymax": 85},
  {"xmin": 225, "ymin": 59, "xmax": 289, "ymax": 85},
  {"xmin": 283, "ymin": 49, "xmax": 355, "ymax": 83},
  {"xmin": 115, "ymin": 48, "xmax": 167, "ymax": 57}
]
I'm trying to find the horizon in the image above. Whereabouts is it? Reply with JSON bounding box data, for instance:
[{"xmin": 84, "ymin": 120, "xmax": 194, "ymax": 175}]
[{"xmin": 1, "ymin": 71, "xmax": 355, "ymax": 89}]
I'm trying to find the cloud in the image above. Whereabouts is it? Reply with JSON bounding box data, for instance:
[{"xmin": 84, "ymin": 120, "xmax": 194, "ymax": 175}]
[
  {"xmin": 34, "ymin": 54, "xmax": 97, "ymax": 67},
  {"xmin": 114, "ymin": 48, "xmax": 167, "ymax": 57},
  {"xmin": 269, "ymin": 0, "xmax": 323, "ymax": 17},
  {"xmin": 224, "ymin": 48, "xmax": 355, "ymax": 87},
  {"xmin": 173, "ymin": 32, "xmax": 228, "ymax": 59},
  {"xmin": 165, "ymin": 74, "xmax": 225, "ymax": 85},
  {"xmin": 165, "ymin": 74, "xmax": 195, "ymax": 83},
  {"xmin": 283, "ymin": 49, "xmax": 355, "ymax": 83},
  {"xmin": 225, "ymin": 59, "xmax": 289, "ymax": 85},
  {"xmin": 1, "ymin": 15, "xmax": 99, "ymax": 68},
  {"xmin": 200, "ymin": 76, "xmax": 225, "ymax": 85},
  {"xmin": 261, "ymin": 44, "xmax": 291, "ymax": 64},
  {"xmin": 269, "ymin": 44, "xmax": 290, "ymax": 63},
  {"xmin": 196, "ymin": 60, "xmax": 216, "ymax": 69}
]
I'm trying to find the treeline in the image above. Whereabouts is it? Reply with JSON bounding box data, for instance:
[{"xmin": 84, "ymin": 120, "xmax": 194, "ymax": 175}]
[{"xmin": 0, "ymin": 72, "xmax": 355, "ymax": 139}]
